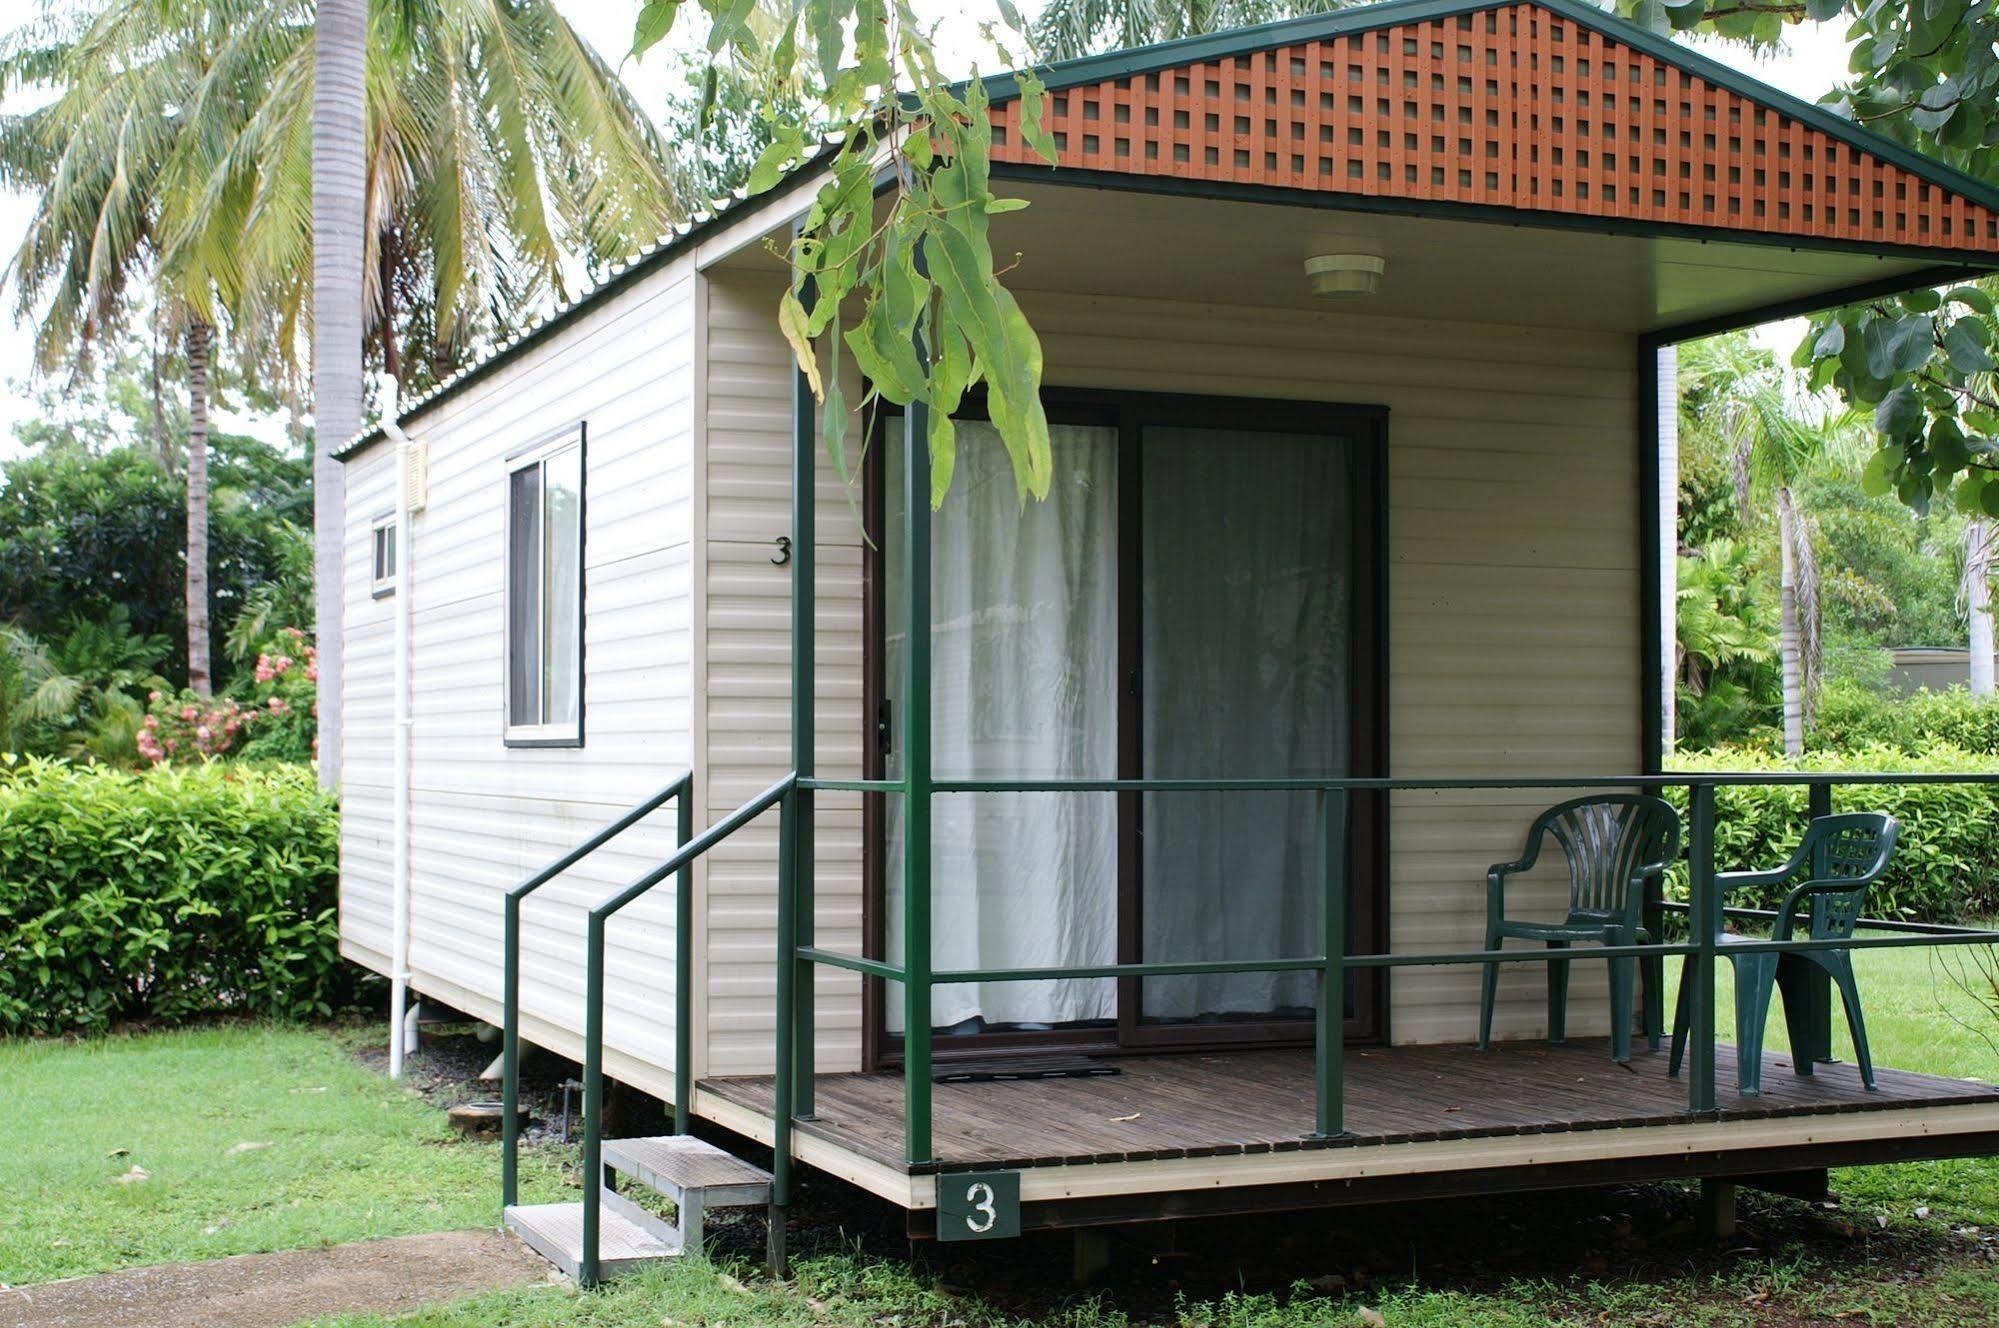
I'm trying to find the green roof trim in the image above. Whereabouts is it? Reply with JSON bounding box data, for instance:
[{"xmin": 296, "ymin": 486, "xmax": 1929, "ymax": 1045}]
[{"xmin": 972, "ymin": 0, "xmax": 1999, "ymax": 223}]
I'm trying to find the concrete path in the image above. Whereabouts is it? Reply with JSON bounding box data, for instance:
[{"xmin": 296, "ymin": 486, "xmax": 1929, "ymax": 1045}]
[{"xmin": 0, "ymin": 1229, "xmax": 555, "ymax": 1328}]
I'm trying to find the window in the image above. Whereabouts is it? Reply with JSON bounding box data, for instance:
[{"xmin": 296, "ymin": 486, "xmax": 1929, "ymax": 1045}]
[
  {"xmin": 505, "ymin": 427, "xmax": 585, "ymax": 745},
  {"xmin": 370, "ymin": 514, "xmax": 398, "ymax": 598}
]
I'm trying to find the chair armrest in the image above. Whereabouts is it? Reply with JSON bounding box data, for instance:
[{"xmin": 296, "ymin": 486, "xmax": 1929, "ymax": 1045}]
[
  {"xmin": 1715, "ymin": 863, "xmax": 1801, "ymax": 893},
  {"xmin": 1772, "ymin": 879, "xmax": 1859, "ymax": 942}
]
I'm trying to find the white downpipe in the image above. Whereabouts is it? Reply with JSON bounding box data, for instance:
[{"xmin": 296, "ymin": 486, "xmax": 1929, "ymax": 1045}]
[{"xmin": 384, "ymin": 409, "xmax": 417, "ymax": 1076}]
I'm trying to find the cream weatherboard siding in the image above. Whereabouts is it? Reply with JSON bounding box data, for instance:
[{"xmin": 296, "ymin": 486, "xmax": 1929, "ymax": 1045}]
[
  {"xmin": 338, "ymin": 256, "xmax": 701, "ymax": 1097},
  {"xmin": 693, "ymin": 283, "xmax": 1641, "ymax": 1059},
  {"xmin": 344, "ymin": 255, "xmax": 1641, "ymax": 1092},
  {"xmin": 698, "ymin": 269, "xmax": 868, "ymax": 1076}
]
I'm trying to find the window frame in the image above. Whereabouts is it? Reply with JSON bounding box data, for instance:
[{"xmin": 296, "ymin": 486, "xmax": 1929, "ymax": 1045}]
[
  {"xmin": 502, "ymin": 422, "xmax": 588, "ymax": 749},
  {"xmin": 369, "ymin": 511, "xmax": 398, "ymax": 599}
]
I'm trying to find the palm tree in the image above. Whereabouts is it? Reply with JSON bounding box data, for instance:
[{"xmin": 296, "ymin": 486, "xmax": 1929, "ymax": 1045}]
[
  {"xmin": 2, "ymin": 3, "xmax": 235, "ymax": 695},
  {"xmin": 1033, "ymin": 1, "xmax": 1355, "ymax": 61},
  {"xmin": 207, "ymin": 0, "xmax": 680, "ymax": 397},
  {"xmin": 1681, "ymin": 335, "xmax": 1847, "ymax": 756}
]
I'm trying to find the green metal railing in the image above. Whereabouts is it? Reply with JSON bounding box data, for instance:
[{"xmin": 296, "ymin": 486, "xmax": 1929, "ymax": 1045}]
[
  {"xmin": 778, "ymin": 770, "xmax": 1999, "ymax": 1170},
  {"xmin": 501, "ymin": 773, "xmax": 693, "ymax": 1213}
]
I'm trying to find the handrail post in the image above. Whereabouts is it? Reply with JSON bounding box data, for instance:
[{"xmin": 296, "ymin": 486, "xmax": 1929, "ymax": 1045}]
[
  {"xmin": 1800, "ymin": 779, "xmax": 1834, "ymax": 1066},
  {"xmin": 772, "ymin": 787, "xmax": 798, "ymax": 1271},
  {"xmin": 502, "ymin": 892, "xmax": 522, "ymax": 1210},
  {"xmin": 581, "ymin": 911, "xmax": 608, "ymax": 1287},
  {"xmin": 673, "ymin": 777, "xmax": 694, "ymax": 1134},
  {"xmin": 1314, "ymin": 787, "xmax": 1349, "ymax": 1138},
  {"xmin": 790, "ymin": 265, "xmax": 818, "ymax": 1124},
  {"xmin": 903, "ymin": 377, "xmax": 935, "ymax": 1168},
  {"xmin": 1686, "ymin": 781, "xmax": 1718, "ymax": 1114}
]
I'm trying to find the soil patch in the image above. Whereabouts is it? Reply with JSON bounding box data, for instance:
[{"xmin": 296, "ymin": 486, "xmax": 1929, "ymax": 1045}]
[{"xmin": 0, "ymin": 1229, "xmax": 552, "ymax": 1328}]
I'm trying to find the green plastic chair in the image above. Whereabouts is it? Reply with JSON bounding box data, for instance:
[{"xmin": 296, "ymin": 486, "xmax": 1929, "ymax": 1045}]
[
  {"xmin": 1669, "ymin": 811, "xmax": 1899, "ymax": 1095},
  {"xmin": 1478, "ymin": 795, "xmax": 1681, "ymax": 1065}
]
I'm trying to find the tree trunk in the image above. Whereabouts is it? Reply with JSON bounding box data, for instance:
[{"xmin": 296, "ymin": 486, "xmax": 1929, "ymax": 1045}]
[
  {"xmin": 313, "ymin": 0, "xmax": 368, "ymax": 784},
  {"xmin": 1969, "ymin": 517, "xmax": 1995, "ymax": 697},
  {"xmin": 151, "ymin": 316, "xmax": 173, "ymax": 469},
  {"xmin": 1778, "ymin": 486, "xmax": 1804, "ymax": 757},
  {"xmin": 185, "ymin": 320, "xmax": 214, "ymax": 697}
]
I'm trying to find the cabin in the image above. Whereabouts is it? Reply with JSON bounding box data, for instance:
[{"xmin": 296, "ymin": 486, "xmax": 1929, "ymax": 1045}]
[{"xmin": 333, "ymin": 0, "xmax": 1999, "ymax": 1284}]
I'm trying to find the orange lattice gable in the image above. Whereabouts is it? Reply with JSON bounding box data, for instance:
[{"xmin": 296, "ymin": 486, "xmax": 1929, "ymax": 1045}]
[{"xmin": 986, "ymin": 0, "xmax": 1999, "ymax": 257}]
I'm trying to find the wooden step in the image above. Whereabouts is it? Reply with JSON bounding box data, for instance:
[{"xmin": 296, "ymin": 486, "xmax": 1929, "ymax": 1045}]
[
  {"xmin": 602, "ymin": 1135, "xmax": 772, "ymax": 1208},
  {"xmin": 504, "ymin": 1202, "xmax": 675, "ymax": 1281}
]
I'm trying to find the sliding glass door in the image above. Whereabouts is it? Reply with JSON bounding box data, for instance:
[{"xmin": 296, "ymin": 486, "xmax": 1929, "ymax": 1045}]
[
  {"xmin": 1135, "ymin": 426, "xmax": 1353, "ymax": 1035},
  {"xmin": 871, "ymin": 393, "xmax": 1383, "ymax": 1058}
]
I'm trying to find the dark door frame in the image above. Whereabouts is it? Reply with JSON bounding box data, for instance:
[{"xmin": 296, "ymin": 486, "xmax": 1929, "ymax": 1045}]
[{"xmin": 859, "ymin": 387, "xmax": 1390, "ymax": 1070}]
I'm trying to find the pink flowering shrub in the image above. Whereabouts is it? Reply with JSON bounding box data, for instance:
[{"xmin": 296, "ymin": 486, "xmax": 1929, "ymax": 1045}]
[{"xmin": 137, "ymin": 627, "xmax": 319, "ymax": 766}]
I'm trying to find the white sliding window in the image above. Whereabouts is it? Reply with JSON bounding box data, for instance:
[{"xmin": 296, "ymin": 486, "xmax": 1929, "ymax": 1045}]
[{"xmin": 505, "ymin": 428, "xmax": 585, "ymax": 745}]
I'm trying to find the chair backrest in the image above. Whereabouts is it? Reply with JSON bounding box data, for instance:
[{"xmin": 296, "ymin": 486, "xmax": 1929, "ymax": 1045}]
[
  {"xmin": 1537, "ymin": 795, "xmax": 1681, "ymax": 920},
  {"xmin": 1785, "ymin": 812, "xmax": 1900, "ymax": 942}
]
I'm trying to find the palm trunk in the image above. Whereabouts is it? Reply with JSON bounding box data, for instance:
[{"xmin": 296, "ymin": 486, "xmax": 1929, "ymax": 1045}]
[
  {"xmin": 1778, "ymin": 485, "xmax": 1804, "ymax": 756},
  {"xmin": 313, "ymin": 0, "xmax": 368, "ymax": 785},
  {"xmin": 1969, "ymin": 517, "xmax": 1995, "ymax": 697},
  {"xmin": 185, "ymin": 320, "xmax": 214, "ymax": 697}
]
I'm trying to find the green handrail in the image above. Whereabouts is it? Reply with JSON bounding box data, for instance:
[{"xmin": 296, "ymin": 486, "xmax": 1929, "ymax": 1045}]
[
  {"xmin": 578, "ymin": 772, "xmax": 797, "ymax": 1287},
  {"xmin": 502, "ymin": 773, "xmax": 692, "ymax": 1211},
  {"xmin": 774, "ymin": 770, "xmax": 1999, "ymax": 1176}
]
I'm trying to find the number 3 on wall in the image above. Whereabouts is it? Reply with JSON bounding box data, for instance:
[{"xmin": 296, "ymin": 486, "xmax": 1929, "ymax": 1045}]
[{"xmin": 937, "ymin": 1170, "xmax": 1020, "ymax": 1241}]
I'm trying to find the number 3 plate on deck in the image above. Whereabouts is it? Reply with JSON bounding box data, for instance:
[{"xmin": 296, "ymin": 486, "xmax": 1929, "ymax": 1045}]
[{"xmin": 937, "ymin": 1170, "xmax": 1020, "ymax": 1241}]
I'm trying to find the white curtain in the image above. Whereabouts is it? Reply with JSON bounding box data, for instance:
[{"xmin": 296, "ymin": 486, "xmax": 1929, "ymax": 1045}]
[
  {"xmin": 1139, "ymin": 428, "xmax": 1350, "ymax": 1022},
  {"xmin": 885, "ymin": 420, "xmax": 1120, "ymax": 1032}
]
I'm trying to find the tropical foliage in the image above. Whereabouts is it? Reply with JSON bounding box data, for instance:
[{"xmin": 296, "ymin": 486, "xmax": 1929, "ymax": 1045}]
[
  {"xmin": 1665, "ymin": 744, "xmax": 1999, "ymax": 922},
  {"xmin": 0, "ymin": 757, "xmax": 341, "ymax": 1034},
  {"xmin": 1615, "ymin": 3, "xmax": 1999, "ymax": 526}
]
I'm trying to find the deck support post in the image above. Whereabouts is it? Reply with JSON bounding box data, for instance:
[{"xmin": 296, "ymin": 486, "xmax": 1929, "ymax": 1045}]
[
  {"xmin": 772, "ymin": 787, "xmax": 798, "ymax": 1276},
  {"xmin": 1686, "ymin": 781, "xmax": 1719, "ymax": 1115},
  {"xmin": 902, "ymin": 380, "xmax": 935, "ymax": 1169},
  {"xmin": 1696, "ymin": 1178, "xmax": 1739, "ymax": 1241},
  {"xmin": 790, "ymin": 270, "xmax": 818, "ymax": 1122},
  {"xmin": 1314, "ymin": 788, "xmax": 1349, "ymax": 1138}
]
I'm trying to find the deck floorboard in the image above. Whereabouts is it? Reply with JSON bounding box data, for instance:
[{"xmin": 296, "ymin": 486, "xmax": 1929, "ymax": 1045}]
[{"xmin": 702, "ymin": 1040, "xmax": 1999, "ymax": 1174}]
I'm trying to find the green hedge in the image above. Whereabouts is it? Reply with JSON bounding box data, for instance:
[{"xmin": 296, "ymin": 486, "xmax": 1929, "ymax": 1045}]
[
  {"xmin": 0, "ymin": 758, "xmax": 341, "ymax": 1035},
  {"xmin": 1666, "ymin": 745, "xmax": 1999, "ymax": 923},
  {"xmin": 1810, "ymin": 680, "xmax": 1999, "ymax": 757}
]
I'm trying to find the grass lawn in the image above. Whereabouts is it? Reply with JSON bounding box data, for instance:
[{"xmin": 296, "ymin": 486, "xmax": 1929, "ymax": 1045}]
[
  {"xmin": 5, "ymin": 946, "xmax": 1996, "ymax": 1327},
  {"xmin": 0, "ymin": 1021, "xmax": 566, "ymax": 1286},
  {"xmin": 304, "ymin": 942, "xmax": 1999, "ymax": 1328}
]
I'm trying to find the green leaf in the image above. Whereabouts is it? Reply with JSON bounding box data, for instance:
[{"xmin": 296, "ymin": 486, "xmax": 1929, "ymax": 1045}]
[
  {"xmin": 1015, "ymin": 68, "xmax": 1058, "ymax": 165},
  {"xmin": 629, "ymin": 1, "xmax": 680, "ymax": 60},
  {"xmin": 1930, "ymin": 416, "xmax": 1970, "ymax": 474},
  {"xmin": 1901, "ymin": 288, "xmax": 1942, "ymax": 313},
  {"xmin": 778, "ymin": 288, "xmax": 823, "ymax": 402},
  {"xmin": 1945, "ymin": 319, "xmax": 1997, "ymax": 374},
  {"xmin": 1863, "ymin": 314, "xmax": 1935, "ymax": 380},
  {"xmin": 1876, "ymin": 384, "xmax": 1927, "ymax": 441},
  {"xmin": 1805, "ymin": 0, "xmax": 1845, "ymax": 18},
  {"xmin": 984, "ymin": 197, "xmax": 1030, "ymax": 214},
  {"xmin": 1860, "ymin": 447, "xmax": 1897, "ymax": 498},
  {"xmin": 706, "ymin": 0, "xmax": 758, "ymax": 53},
  {"xmin": 746, "ymin": 128, "xmax": 806, "ymax": 196},
  {"xmin": 1914, "ymin": 79, "xmax": 1961, "ymax": 132},
  {"xmin": 1948, "ymin": 286, "xmax": 1997, "ymax": 316},
  {"xmin": 1812, "ymin": 320, "xmax": 1846, "ymax": 360}
]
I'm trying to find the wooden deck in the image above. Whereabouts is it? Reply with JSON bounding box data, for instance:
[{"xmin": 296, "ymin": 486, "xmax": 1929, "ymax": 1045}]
[{"xmin": 704, "ymin": 1040, "xmax": 1999, "ymax": 1175}]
